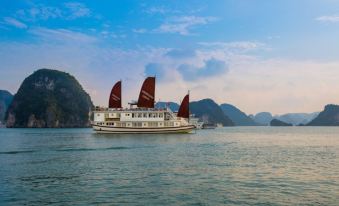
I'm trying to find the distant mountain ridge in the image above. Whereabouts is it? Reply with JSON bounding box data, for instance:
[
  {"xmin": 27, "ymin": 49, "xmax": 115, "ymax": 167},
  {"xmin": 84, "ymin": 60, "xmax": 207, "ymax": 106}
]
[
  {"xmin": 270, "ymin": 119, "xmax": 293, "ymax": 126},
  {"xmin": 155, "ymin": 102, "xmax": 180, "ymax": 111},
  {"xmin": 307, "ymin": 104, "xmax": 339, "ymax": 126},
  {"xmin": 275, "ymin": 113, "xmax": 319, "ymax": 125},
  {"xmin": 190, "ymin": 99, "xmax": 234, "ymax": 126},
  {"xmin": 157, "ymin": 99, "xmax": 234, "ymax": 126},
  {"xmin": 6, "ymin": 69, "xmax": 93, "ymax": 128},
  {"xmin": 250, "ymin": 111, "xmax": 319, "ymax": 126},
  {"xmin": 220, "ymin": 103, "xmax": 258, "ymax": 126},
  {"xmin": 253, "ymin": 112, "xmax": 273, "ymax": 125}
]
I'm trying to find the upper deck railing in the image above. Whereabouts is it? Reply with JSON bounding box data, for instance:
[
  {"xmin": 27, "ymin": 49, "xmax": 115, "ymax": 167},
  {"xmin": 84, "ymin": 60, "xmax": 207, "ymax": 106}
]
[{"xmin": 93, "ymin": 106, "xmax": 169, "ymax": 112}]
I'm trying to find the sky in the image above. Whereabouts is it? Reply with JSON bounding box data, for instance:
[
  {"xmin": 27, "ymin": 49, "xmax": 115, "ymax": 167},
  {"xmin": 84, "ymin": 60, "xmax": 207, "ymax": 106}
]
[{"xmin": 1, "ymin": 0, "xmax": 339, "ymax": 115}]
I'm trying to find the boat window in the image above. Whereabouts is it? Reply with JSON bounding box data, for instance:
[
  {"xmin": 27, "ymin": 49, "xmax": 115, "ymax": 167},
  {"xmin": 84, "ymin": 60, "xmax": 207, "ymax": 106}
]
[
  {"xmin": 159, "ymin": 113, "xmax": 163, "ymax": 118},
  {"xmin": 138, "ymin": 113, "xmax": 142, "ymax": 118},
  {"xmin": 143, "ymin": 113, "xmax": 147, "ymax": 118},
  {"xmin": 133, "ymin": 122, "xmax": 142, "ymax": 127},
  {"xmin": 132, "ymin": 113, "xmax": 135, "ymax": 118},
  {"xmin": 149, "ymin": 113, "xmax": 152, "ymax": 118},
  {"xmin": 148, "ymin": 122, "xmax": 158, "ymax": 127},
  {"xmin": 164, "ymin": 122, "xmax": 174, "ymax": 127}
]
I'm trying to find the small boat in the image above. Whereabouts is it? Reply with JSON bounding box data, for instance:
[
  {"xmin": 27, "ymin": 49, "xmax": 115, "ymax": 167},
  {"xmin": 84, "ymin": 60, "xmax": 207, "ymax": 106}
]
[
  {"xmin": 92, "ymin": 77, "xmax": 195, "ymax": 134},
  {"xmin": 202, "ymin": 123, "xmax": 217, "ymax": 129},
  {"xmin": 189, "ymin": 115, "xmax": 204, "ymax": 129}
]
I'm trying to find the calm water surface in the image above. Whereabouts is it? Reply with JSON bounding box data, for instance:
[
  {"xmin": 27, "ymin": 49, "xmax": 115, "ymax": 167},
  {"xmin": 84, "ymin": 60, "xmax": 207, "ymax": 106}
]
[{"xmin": 0, "ymin": 127, "xmax": 338, "ymax": 205}]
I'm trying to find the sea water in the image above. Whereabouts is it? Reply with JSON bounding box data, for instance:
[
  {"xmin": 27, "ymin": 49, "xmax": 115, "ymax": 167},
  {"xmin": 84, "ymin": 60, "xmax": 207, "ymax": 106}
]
[{"xmin": 0, "ymin": 127, "xmax": 338, "ymax": 205}]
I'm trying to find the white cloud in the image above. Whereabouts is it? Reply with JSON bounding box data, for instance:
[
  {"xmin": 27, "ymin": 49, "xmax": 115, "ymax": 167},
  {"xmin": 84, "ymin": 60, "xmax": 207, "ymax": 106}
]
[
  {"xmin": 144, "ymin": 6, "xmax": 170, "ymax": 15},
  {"xmin": 15, "ymin": 2, "xmax": 91, "ymax": 21},
  {"xmin": 30, "ymin": 6, "xmax": 62, "ymax": 20},
  {"xmin": 178, "ymin": 58, "xmax": 228, "ymax": 81},
  {"xmin": 64, "ymin": 2, "xmax": 91, "ymax": 19},
  {"xmin": 3, "ymin": 17, "xmax": 27, "ymax": 29},
  {"xmin": 316, "ymin": 15, "xmax": 339, "ymax": 22},
  {"xmin": 155, "ymin": 16, "xmax": 217, "ymax": 35},
  {"xmin": 267, "ymin": 35, "xmax": 281, "ymax": 40},
  {"xmin": 199, "ymin": 41, "xmax": 266, "ymax": 52},
  {"xmin": 132, "ymin": 28, "xmax": 147, "ymax": 33},
  {"xmin": 29, "ymin": 27, "xmax": 97, "ymax": 43}
]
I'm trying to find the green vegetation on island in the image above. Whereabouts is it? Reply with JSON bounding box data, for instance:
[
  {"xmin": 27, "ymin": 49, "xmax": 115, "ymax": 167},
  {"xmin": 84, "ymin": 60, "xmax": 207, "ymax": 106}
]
[{"xmin": 6, "ymin": 69, "xmax": 93, "ymax": 128}]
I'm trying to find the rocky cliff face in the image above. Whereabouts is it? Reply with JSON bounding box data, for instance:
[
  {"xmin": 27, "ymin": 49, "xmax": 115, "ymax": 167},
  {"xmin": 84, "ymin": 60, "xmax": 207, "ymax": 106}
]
[
  {"xmin": 0, "ymin": 90, "xmax": 13, "ymax": 124},
  {"xmin": 6, "ymin": 69, "xmax": 93, "ymax": 128},
  {"xmin": 307, "ymin": 104, "xmax": 339, "ymax": 126}
]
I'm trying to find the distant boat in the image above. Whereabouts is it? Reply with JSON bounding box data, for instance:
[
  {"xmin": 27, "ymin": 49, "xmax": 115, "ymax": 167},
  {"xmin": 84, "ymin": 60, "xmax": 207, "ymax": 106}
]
[
  {"xmin": 92, "ymin": 77, "xmax": 195, "ymax": 134},
  {"xmin": 189, "ymin": 115, "xmax": 204, "ymax": 129},
  {"xmin": 202, "ymin": 123, "xmax": 217, "ymax": 129},
  {"xmin": 216, "ymin": 123, "xmax": 223, "ymax": 128}
]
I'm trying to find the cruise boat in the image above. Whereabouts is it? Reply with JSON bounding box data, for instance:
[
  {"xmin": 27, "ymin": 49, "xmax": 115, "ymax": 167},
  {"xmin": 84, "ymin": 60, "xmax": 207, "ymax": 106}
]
[{"xmin": 92, "ymin": 77, "xmax": 195, "ymax": 134}]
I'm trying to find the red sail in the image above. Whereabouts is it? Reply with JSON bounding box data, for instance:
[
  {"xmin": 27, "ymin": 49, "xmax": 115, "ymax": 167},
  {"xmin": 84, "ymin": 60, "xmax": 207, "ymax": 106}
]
[
  {"xmin": 177, "ymin": 94, "xmax": 190, "ymax": 118},
  {"xmin": 137, "ymin": 77, "xmax": 155, "ymax": 108},
  {"xmin": 109, "ymin": 81, "xmax": 122, "ymax": 108}
]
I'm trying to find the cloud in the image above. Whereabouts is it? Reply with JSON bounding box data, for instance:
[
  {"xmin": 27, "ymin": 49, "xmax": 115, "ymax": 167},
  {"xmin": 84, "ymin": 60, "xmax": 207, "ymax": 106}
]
[
  {"xmin": 3, "ymin": 17, "xmax": 27, "ymax": 29},
  {"xmin": 267, "ymin": 35, "xmax": 281, "ymax": 40},
  {"xmin": 64, "ymin": 2, "xmax": 91, "ymax": 19},
  {"xmin": 165, "ymin": 48, "xmax": 196, "ymax": 59},
  {"xmin": 15, "ymin": 2, "xmax": 90, "ymax": 21},
  {"xmin": 144, "ymin": 63, "xmax": 166, "ymax": 79},
  {"xmin": 178, "ymin": 58, "xmax": 228, "ymax": 81},
  {"xmin": 132, "ymin": 28, "xmax": 147, "ymax": 33},
  {"xmin": 316, "ymin": 15, "xmax": 339, "ymax": 22},
  {"xmin": 29, "ymin": 27, "xmax": 97, "ymax": 43},
  {"xmin": 155, "ymin": 16, "xmax": 217, "ymax": 35},
  {"xmin": 144, "ymin": 6, "xmax": 171, "ymax": 15},
  {"xmin": 27, "ymin": 6, "xmax": 62, "ymax": 20},
  {"xmin": 199, "ymin": 41, "xmax": 266, "ymax": 52}
]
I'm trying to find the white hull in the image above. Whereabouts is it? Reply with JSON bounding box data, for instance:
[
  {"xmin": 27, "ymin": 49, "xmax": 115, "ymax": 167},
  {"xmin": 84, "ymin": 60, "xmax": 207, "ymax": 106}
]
[{"xmin": 93, "ymin": 125, "xmax": 195, "ymax": 134}]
